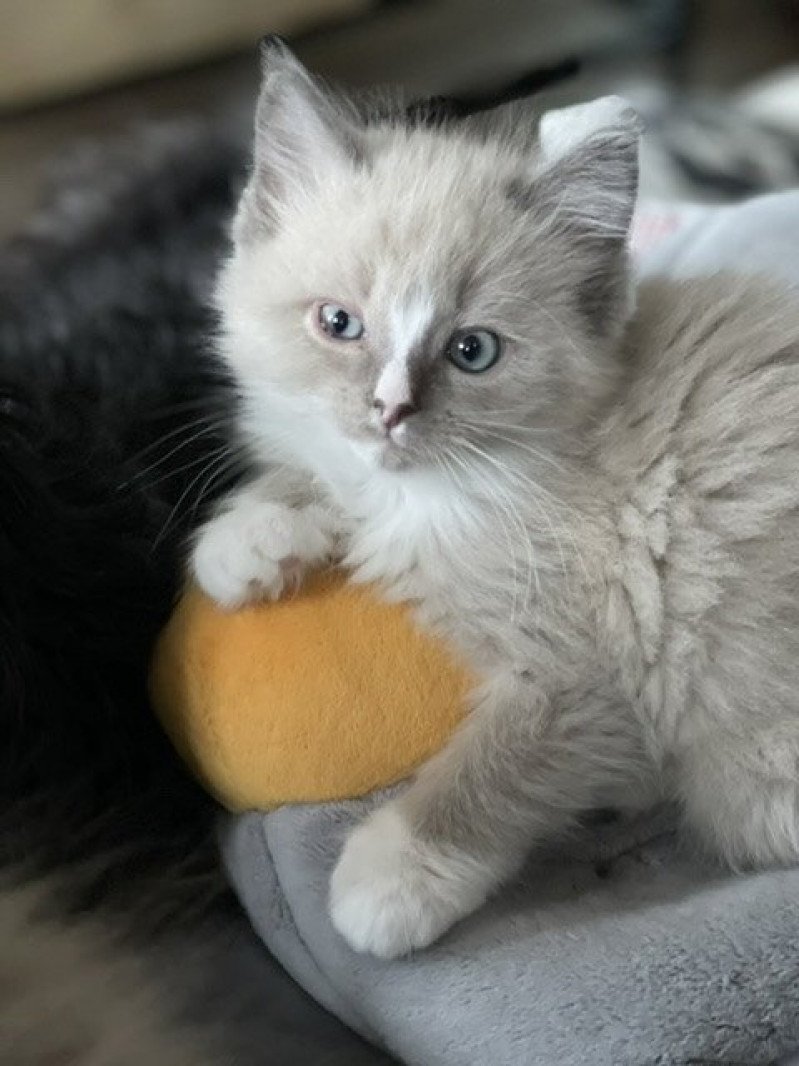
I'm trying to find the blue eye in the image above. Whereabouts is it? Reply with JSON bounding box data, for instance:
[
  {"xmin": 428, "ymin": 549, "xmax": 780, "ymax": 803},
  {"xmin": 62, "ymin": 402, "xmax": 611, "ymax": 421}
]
[
  {"xmin": 319, "ymin": 302, "xmax": 364, "ymax": 340},
  {"xmin": 447, "ymin": 329, "xmax": 501, "ymax": 373}
]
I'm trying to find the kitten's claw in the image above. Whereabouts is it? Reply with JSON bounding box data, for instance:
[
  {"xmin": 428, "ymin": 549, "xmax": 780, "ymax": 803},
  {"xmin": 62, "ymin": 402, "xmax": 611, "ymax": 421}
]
[
  {"xmin": 191, "ymin": 501, "xmax": 333, "ymax": 609},
  {"xmin": 329, "ymin": 805, "xmax": 490, "ymax": 959}
]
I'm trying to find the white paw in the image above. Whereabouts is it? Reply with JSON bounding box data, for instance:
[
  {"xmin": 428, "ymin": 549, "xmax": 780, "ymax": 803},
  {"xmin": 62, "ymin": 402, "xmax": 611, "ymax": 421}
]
[
  {"xmin": 329, "ymin": 806, "xmax": 490, "ymax": 959},
  {"xmin": 191, "ymin": 500, "xmax": 333, "ymax": 609}
]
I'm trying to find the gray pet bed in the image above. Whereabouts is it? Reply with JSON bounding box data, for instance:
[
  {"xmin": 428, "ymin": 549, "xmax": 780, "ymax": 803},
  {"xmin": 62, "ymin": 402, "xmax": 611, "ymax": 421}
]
[
  {"xmin": 222, "ymin": 193, "xmax": 799, "ymax": 1066},
  {"xmin": 225, "ymin": 798, "xmax": 799, "ymax": 1065}
]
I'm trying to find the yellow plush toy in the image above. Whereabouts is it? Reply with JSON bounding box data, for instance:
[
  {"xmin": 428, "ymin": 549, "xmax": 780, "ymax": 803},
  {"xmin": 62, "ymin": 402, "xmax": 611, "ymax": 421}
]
[{"xmin": 150, "ymin": 571, "xmax": 473, "ymax": 812}]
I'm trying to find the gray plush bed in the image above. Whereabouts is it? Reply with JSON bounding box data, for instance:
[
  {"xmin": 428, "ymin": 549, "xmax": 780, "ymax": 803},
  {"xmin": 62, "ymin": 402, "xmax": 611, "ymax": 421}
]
[{"xmin": 225, "ymin": 796, "xmax": 799, "ymax": 1065}]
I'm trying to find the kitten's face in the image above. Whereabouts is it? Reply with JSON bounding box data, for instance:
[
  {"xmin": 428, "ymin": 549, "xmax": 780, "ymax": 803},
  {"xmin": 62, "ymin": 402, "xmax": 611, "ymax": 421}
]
[{"xmin": 219, "ymin": 42, "xmax": 640, "ymax": 479}]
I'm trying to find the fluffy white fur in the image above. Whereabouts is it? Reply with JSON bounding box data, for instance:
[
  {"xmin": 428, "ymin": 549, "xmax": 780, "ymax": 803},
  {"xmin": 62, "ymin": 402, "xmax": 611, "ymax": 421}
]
[{"xmin": 194, "ymin": 40, "xmax": 799, "ymax": 958}]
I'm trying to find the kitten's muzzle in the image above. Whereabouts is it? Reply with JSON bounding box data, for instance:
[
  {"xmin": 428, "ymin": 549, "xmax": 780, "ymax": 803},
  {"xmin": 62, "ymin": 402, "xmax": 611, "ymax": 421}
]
[{"xmin": 373, "ymin": 398, "xmax": 416, "ymax": 432}]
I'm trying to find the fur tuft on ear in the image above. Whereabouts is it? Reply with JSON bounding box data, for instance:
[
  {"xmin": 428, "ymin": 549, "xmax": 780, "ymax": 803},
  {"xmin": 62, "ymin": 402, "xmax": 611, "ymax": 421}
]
[
  {"xmin": 527, "ymin": 97, "xmax": 642, "ymax": 338},
  {"xmin": 538, "ymin": 96, "xmax": 642, "ymax": 166},
  {"xmin": 236, "ymin": 39, "xmax": 362, "ymax": 236},
  {"xmin": 536, "ymin": 96, "xmax": 641, "ymax": 241}
]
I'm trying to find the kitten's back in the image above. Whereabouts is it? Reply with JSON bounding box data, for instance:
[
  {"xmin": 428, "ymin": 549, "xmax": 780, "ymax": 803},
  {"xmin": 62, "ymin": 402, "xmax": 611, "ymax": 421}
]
[
  {"xmin": 608, "ymin": 272, "xmax": 799, "ymax": 490},
  {"xmin": 600, "ymin": 272, "xmax": 799, "ymax": 747}
]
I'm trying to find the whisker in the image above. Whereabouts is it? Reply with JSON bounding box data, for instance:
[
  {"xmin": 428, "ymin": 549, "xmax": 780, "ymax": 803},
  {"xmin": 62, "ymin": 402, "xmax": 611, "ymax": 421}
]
[
  {"xmin": 441, "ymin": 444, "xmax": 523, "ymax": 619},
  {"xmin": 143, "ymin": 442, "xmax": 240, "ymax": 491},
  {"xmin": 139, "ymin": 393, "xmax": 235, "ymax": 422},
  {"xmin": 449, "ymin": 419, "xmax": 572, "ymax": 481},
  {"xmin": 150, "ymin": 451, "xmax": 240, "ymax": 553},
  {"xmin": 126, "ymin": 412, "xmax": 229, "ymax": 468},
  {"xmin": 187, "ymin": 454, "xmax": 245, "ymax": 527},
  {"xmin": 124, "ymin": 419, "xmax": 230, "ymax": 485},
  {"xmin": 454, "ymin": 438, "xmax": 540, "ymax": 610}
]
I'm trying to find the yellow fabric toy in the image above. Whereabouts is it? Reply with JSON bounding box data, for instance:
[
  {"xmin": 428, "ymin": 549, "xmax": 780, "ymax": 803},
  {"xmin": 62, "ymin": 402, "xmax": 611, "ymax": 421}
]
[{"xmin": 150, "ymin": 571, "xmax": 472, "ymax": 812}]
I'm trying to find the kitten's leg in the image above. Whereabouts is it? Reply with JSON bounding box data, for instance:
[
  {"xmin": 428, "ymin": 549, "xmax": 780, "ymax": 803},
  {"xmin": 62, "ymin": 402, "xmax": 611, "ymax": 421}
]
[
  {"xmin": 678, "ymin": 728, "xmax": 799, "ymax": 869},
  {"xmin": 329, "ymin": 674, "xmax": 649, "ymax": 957},
  {"xmin": 191, "ymin": 478, "xmax": 339, "ymax": 608}
]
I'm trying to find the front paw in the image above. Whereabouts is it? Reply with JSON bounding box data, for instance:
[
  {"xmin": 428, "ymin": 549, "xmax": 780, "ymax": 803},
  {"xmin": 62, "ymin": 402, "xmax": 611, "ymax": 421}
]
[
  {"xmin": 191, "ymin": 501, "xmax": 333, "ymax": 609},
  {"xmin": 329, "ymin": 806, "xmax": 490, "ymax": 959}
]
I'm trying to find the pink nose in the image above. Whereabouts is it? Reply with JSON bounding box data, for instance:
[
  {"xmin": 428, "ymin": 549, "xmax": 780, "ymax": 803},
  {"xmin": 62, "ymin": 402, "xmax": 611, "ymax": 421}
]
[{"xmin": 374, "ymin": 399, "xmax": 416, "ymax": 432}]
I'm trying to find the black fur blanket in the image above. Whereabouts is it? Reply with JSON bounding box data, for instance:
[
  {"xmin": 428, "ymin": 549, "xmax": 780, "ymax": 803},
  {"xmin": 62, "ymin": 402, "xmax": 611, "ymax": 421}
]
[
  {"xmin": 0, "ymin": 121, "xmax": 240, "ymax": 884},
  {"xmin": 0, "ymin": 118, "xmax": 394, "ymax": 1064}
]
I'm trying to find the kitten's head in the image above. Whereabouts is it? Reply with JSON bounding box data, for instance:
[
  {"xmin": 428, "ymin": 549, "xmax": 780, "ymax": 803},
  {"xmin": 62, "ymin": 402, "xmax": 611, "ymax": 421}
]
[{"xmin": 219, "ymin": 39, "xmax": 641, "ymax": 477}]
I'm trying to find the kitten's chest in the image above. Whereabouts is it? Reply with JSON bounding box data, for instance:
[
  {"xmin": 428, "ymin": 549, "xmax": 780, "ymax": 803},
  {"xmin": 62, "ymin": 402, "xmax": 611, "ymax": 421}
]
[
  {"xmin": 343, "ymin": 489, "xmax": 465, "ymax": 601},
  {"xmin": 339, "ymin": 481, "xmax": 556, "ymax": 669}
]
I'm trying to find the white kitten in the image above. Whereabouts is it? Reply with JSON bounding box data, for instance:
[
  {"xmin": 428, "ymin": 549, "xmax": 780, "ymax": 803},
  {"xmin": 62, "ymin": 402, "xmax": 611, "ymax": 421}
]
[{"xmin": 195, "ymin": 38, "xmax": 799, "ymax": 957}]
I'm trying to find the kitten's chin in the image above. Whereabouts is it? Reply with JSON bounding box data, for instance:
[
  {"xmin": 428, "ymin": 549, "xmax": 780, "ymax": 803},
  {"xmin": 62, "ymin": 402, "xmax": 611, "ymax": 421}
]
[
  {"xmin": 350, "ymin": 437, "xmax": 413, "ymax": 473},
  {"xmin": 379, "ymin": 443, "xmax": 414, "ymax": 472}
]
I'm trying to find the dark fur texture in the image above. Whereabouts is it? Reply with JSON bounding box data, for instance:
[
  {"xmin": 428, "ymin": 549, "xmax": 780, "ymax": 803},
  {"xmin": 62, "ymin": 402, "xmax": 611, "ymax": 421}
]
[
  {"xmin": 0, "ymin": 120, "xmax": 241, "ymax": 888},
  {"xmin": 0, "ymin": 114, "xmax": 396, "ymax": 1066},
  {"xmin": 0, "ymin": 120, "xmax": 247, "ymax": 1061}
]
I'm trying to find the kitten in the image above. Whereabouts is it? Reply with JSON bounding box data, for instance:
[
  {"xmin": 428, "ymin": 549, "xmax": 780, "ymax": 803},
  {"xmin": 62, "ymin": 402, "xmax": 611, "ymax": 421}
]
[{"xmin": 194, "ymin": 37, "xmax": 799, "ymax": 959}]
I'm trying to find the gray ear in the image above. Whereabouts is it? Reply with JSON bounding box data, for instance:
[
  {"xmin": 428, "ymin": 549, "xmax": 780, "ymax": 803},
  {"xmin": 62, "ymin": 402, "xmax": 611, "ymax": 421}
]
[
  {"xmin": 241, "ymin": 37, "xmax": 362, "ymax": 232},
  {"xmin": 537, "ymin": 97, "xmax": 641, "ymax": 239},
  {"xmin": 533, "ymin": 97, "xmax": 642, "ymax": 336},
  {"xmin": 539, "ymin": 97, "xmax": 640, "ymax": 164}
]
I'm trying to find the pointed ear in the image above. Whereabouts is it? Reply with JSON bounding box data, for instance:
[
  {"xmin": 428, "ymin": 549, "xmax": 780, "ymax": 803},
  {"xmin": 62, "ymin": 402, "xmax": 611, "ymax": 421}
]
[
  {"xmin": 532, "ymin": 97, "xmax": 642, "ymax": 337},
  {"xmin": 239, "ymin": 37, "xmax": 362, "ymax": 234},
  {"xmin": 537, "ymin": 96, "xmax": 641, "ymax": 240}
]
